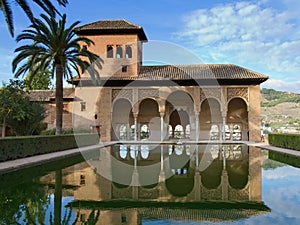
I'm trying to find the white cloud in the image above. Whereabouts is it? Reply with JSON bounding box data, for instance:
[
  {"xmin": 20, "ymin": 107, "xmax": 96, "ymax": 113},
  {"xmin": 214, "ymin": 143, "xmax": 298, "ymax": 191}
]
[
  {"xmin": 176, "ymin": 0, "xmax": 300, "ymax": 78},
  {"xmin": 262, "ymin": 79, "xmax": 300, "ymax": 93}
]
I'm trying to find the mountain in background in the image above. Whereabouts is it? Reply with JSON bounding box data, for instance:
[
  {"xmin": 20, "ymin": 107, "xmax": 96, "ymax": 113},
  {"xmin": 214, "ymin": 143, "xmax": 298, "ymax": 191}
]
[{"xmin": 261, "ymin": 88, "xmax": 300, "ymax": 133}]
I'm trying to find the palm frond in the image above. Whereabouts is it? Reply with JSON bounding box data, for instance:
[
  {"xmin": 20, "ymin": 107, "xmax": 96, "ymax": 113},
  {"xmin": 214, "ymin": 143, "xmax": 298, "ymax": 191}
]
[{"xmin": 1, "ymin": 0, "xmax": 14, "ymax": 36}]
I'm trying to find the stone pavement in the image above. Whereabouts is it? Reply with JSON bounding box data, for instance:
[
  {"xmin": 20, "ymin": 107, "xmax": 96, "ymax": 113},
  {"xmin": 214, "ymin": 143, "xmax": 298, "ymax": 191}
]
[
  {"xmin": 0, "ymin": 142, "xmax": 116, "ymax": 174},
  {"xmin": 249, "ymin": 142, "xmax": 300, "ymax": 157}
]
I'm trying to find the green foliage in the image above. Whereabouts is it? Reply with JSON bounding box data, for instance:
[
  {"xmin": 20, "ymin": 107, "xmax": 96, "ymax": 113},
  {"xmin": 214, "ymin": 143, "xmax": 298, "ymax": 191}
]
[
  {"xmin": 261, "ymin": 88, "xmax": 300, "ymax": 107},
  {"xmin": 269, "ymin": 151, "xmax": 300, "ymax": 169},
  {"xmin": 268, "ymin": 133, "xmax": 300, "ymax": 151},
  {"xmin": 0, "ymin": 79, "xmax": 47, "ymax": 136},
  {"xmin": 7, "ymin": 102, "xmax": 47, "ymax": 136},
  {"xmin": 0, "ymin": 0, "xmax": 68, "ymax": 37},
  {"xmin": 0, "ymin": 134, "xmax": 99, "ymax": 162},
  {"xmin": 13, "ymin": 13, "xmax": 102, "ymax": 134},
  {"xmin": 25, "ymin": 69, "xmax": 53, "ymax": 90}
]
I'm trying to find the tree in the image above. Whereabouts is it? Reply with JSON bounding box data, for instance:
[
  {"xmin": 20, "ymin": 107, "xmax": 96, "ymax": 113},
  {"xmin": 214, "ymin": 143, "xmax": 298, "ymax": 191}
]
[
  {"xmin": 0, "ymin": 79, "xmax": 46, "ymax": 137},
  {"xmin": 0, "ymin": 0, "xmax": 68, "ymax": 37},
  {"xmin": 13, "ymin": 14, "xmax": 101, "ymax": 134},
  {"xmin": 0, "ymin": 80, "xmax": 28, "ymax": 137},
  {"xmin": 25, "ymin": 68, "xmax": 53, "ymax": 90},
  {"xmin": 7, "ymin": 101, "xmax": 46, "ymax": 136}
]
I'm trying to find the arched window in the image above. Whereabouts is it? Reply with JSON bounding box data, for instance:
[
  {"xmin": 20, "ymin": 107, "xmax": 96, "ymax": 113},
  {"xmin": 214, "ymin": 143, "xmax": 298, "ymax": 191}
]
[
  {"xmin": 125, "ymin": 45, "xmax": 132, "ymax": 58},
  {"xmin": 119, "ymin": 124, "xmax": 127, "ymax": 140},
  {"xmin": 233, "ymin": 124, "xmax": 242, "ymax": 141},
  {"xmin": 185, "ymin": 124, "xmax": 191, "ymax": 138},
  {"xmin": 116, "ymin": 45, "xmax": 123, "ymax": 58},
  {"xmin": 224, "ymin": 124, "xmax": 231, "ymax": 140},
  {"xmin": 174, "ymin": 125, "xmax": 184, "ymax": 138},
  {"xmin": 130, "ymin": 145, "xmax": 138, "ymax": 159},
  {"xmin": 120, "ymin": 145, "xmax": 127, "ymax": 159},
  {"xmin": 210, "ymin": 124, "xmax": 219, "ymax": 140},
  {"xmin": 130, "ymin": 125, "xmax": 136, "ymax": 140},
  {"xmin": 175, "ymin": 145, "xmax": 184, "ymax": 155},
  {"xmin": 140, "ymin": 124, "xmax": 150, "ymax": 140},
  {"xmin": 107, "ymin": 45, "xmax": 113, "ymax": 58},
  {"xmin": 141, "ymin": 145, "xmax": 149, "ymax": 159}
]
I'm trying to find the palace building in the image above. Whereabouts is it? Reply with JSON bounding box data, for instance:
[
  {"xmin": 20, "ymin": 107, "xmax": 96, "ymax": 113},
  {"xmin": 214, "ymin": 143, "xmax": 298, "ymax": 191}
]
[{"xmin": 31, "ymin": 20, "xmax": 268, "ymax": 142}]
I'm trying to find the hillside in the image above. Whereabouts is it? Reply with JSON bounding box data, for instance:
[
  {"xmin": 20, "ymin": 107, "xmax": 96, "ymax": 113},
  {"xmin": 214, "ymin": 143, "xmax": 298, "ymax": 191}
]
[
  {"xmin": 261, "ymin": 88, "xmax": 300, "ymax": 133},
  {"xmin": 261, "ymin": 88, "xmax": 300, "ymax": 107}
]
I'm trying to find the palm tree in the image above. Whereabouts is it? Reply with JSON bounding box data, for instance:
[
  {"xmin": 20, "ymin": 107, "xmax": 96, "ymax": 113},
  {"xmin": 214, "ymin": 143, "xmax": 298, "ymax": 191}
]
[
  {"xmin": 13, "ymin": 13, "xmax": 101, "ymax": 134},
  {"xmin": 0, "ymin": 0, "xmax": 68, "ymax": 37}
]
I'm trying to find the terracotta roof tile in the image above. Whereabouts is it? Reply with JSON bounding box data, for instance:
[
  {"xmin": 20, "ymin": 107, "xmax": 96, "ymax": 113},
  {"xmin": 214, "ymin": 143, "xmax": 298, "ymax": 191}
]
[
  {"xmin": 75, "ymin": 19, "xmax": 148, "ymax": 41},
  {"xmin": 110, "ymin": 64, "xmax": 268, "ymax": 80},
  {"xmin": 76, "ymin": 19, "xmax": 142, "ymax": 30},
  {"xmin": 28, "ymin": 88, "xmax": 75, "ymax": 101}
]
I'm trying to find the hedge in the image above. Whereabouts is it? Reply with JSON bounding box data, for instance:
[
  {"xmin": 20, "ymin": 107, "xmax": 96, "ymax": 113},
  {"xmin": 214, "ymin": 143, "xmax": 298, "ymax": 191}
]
[
  {"xmin": 269, "ymin": 151, "xmax": 300, "ymax": 168},
  {"xmin": 0, "ymin": 134, "xmax": 99, "ymax": 162},
  {"xmin": 268, "ymin": 133, "xmax": 300, "ymax": 151}
]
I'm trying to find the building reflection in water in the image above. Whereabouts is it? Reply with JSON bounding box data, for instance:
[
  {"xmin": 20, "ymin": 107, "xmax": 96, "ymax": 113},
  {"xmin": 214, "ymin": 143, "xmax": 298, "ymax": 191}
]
[{"xmin": 39, "ymin": 144, "xmax": 268, "ymax": 224}]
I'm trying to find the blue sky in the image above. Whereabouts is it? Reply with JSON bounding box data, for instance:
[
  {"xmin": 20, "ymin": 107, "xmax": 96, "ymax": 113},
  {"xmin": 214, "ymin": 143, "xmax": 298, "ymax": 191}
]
[{"xmin": 1, "ymin": 0, "xmax": 300, "ymax": 92}]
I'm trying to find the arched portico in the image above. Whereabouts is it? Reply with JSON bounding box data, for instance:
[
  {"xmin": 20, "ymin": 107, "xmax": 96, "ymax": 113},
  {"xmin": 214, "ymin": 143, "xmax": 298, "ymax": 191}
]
[
  {"xmin": 199, "ymin": 98, "xmax": 222, "ymax": 140},
  {"xmin": 165, "ymin": 90, "xmax": 195, "ymax": 140},
  {"xmin": 227, "ymin": 98, "xmax": 249, "ymax": 141},
  {"xmin": 138, "ymin": 98, "xmax": 160, "ymax": 140},
  {"xmin": 111, "ymin": 98, "xmax": 134, "ymax": 141}
]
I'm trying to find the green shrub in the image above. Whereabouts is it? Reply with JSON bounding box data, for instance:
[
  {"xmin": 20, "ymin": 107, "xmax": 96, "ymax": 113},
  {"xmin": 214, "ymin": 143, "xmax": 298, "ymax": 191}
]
[
  {"xmin": 41, "ymin": 128, "xmax": 91, "ymax": 135},
  {"xmin": 0, "ymin": 134, "xmax": 99, "ymax": 162},
  {"xmin": 268, "ymin": 133, "xmax": 300, "ymax": 151}
]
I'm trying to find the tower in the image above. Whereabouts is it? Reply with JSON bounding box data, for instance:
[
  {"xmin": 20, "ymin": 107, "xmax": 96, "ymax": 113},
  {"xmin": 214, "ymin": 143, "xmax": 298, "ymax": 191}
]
[{"xmin": 75, "ymin": 19, "xmax": 148, "ymax": 78}]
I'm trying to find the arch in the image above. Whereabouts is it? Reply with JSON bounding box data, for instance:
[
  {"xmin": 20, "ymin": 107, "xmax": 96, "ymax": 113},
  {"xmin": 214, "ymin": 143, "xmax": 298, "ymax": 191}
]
[
  {"xmin": 138, "ymin": 98, "xmax": 160, "ymax": 140},
  {"xmin": 227, "ymin": 98, "xmax": 248, "ymax": 141},
  {"xmin": 140, "ymin": 124, "xmax": 150, "ymax": 140},
  {"xmin": 166, "ymin": 153, "xmax": 194, "ymax": 197},
  {"xmin": 199, "ymin": 98, "xmax": 222, "ymax": 140},
  {"xmin": 166, "ymin": 90, "xmax": 195, "ymax": 113},
  {"xmin": 111, "ymin": 145, "xmax": 133, "ymax": 188},
  {"xmin": 226, "ymin": 158, "xmax": 249, "ymax": 189},
  {"xmin": 112, "ymin": 99, "xmax": 133, "ymax": 141},
  {"xmin": 125, "ymin": 45, "xmax": 132, "ymax": 58},
  {"xmin": 200, "ymin": 159, "xmax": 223, "ymax": 189},
  {"xmin": 169, "ymin": 110, "xmax": 190, "ymax": 139},
  {"xmin": 107, "ymin": 45, "xmax": 113, "ymax": 58},
  {"xmin": 119, "ymin": 124, "xmax": 127, "ymax": 140},
  {"xmin": 119, "ymin": 145, "xmax": 128, "ymax": 159},
  {"xmin": 116, "ymin": 45, "xmax": 123, "ymax": 58}
]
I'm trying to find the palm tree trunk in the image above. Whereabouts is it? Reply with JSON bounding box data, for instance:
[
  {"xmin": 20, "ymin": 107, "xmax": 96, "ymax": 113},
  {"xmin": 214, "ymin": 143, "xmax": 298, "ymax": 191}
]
[
  {"xmin": 2, "ymin": 117, "xmax": 6, "ymax": 137},
  {"xmin": 55, "ymin": 64, "xmax": 63, "ymax": 135}
]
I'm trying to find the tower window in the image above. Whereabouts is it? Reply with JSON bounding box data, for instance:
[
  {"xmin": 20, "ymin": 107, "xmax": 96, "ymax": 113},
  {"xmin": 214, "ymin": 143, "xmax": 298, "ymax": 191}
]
[
  {"xmin": 122, "ymin": 65, "xmax": 128, "ymax": 72},
  {"xmin": 80, "ymin": 102, "xmax": 86, "ymax": 111},
  {"xmin": 107, "ymin": 45, "xmax": 113, "ymax": 58},
  {"xmin": 116, "ymin": 45, "xmax": 123, "ymax": 58},
  {"xmin": 125, "ymin": 45, "xmax": 132, "ymax": 58},
  {"xmin": 80, "ymin": 175, "xmax": 86, "ymax": 185}
]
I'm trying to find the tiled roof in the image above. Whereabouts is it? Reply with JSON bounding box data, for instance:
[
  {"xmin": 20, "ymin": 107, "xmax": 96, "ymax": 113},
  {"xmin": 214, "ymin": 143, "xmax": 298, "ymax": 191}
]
[
  {"xmin": 69, "ymin": 64, "xmax": 268, "ymax": 86},
  {"xmin": 75, "ymin": 19, "xmax": 148, "ymax": 41},
  {"xmin": 28, "ymin": 88, "xmax": 75, "ymax": 101},
  {"xmin": 76, "ymin": 19, "xmax": 142, "ymax": 30},
  {"xmin": 110, "ymin": 64, "xmax": 268, "ymax": 81}
]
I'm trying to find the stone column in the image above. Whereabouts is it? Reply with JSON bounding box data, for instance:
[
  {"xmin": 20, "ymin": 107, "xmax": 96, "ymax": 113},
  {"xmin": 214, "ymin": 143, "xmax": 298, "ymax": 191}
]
[
  {"xmin": 195, "ymin": 112, "xmax": 199, "ymax": 142},
  {"xmin": 133, "ymin": 113, "xmax": 138, "ymax": 141},
  {"xmin": 160, "ymin": 112, "xmax": 165, "ymax": 142},
  {"xmin": 159, "ymin": 146, "xmax": 165, "ymax": 182},
  {"xmin": 132, "ymin": 146, "xmax": 139, "ymax": 200},
  {"xmin": 221, "ymin": 111, "xmax": 227, "ymax": 141},
  {"xmin": 221, "ymin": 146, "xmax": 228, "ymax": 200}
]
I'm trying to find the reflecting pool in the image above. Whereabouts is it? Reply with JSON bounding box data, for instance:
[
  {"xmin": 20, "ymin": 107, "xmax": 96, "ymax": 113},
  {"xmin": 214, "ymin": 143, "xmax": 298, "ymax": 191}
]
[{"xmin": 0, "ymin": 144, "xmax": 300, "ymax": 224}]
